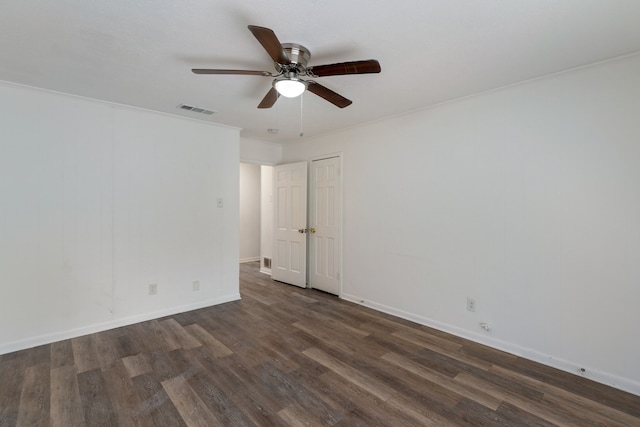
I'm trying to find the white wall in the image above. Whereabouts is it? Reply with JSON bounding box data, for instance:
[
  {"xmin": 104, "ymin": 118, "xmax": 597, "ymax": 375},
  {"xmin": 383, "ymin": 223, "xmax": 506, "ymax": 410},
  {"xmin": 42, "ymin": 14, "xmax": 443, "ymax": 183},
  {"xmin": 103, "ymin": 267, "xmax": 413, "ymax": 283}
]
[
  {"xmin": 239, "ymin": 162, "xmax": 261, "ymax": 262},
  {"xmin": 260, "ymin": 165, "xmax": 274, "ymax": 274},
  {"xmin": 282, "ymin": 54, "xmax": 640, "ymax": 395},
  {"xmin": 240, "ymin": 137, "xmax": 282, "ymax": 165},
  {"xmin": 0, "ymin": 82, "xmax": 240, "ymax": 354}
]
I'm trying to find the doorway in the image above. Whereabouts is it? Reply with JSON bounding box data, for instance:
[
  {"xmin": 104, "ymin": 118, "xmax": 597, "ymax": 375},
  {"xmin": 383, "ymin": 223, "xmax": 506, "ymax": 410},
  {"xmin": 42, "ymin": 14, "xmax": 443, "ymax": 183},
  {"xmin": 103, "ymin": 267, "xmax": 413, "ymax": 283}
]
[
  {"xmin": 270, "ymin": 155, "xmax": 342, "ymax": 295},
  {"xmin": 239, "ymin": 163, "xmax": 274, "ymax": 274},
  {"xmin": 239, "ymin": 162, "xmax": 261, "ymax": 264}
]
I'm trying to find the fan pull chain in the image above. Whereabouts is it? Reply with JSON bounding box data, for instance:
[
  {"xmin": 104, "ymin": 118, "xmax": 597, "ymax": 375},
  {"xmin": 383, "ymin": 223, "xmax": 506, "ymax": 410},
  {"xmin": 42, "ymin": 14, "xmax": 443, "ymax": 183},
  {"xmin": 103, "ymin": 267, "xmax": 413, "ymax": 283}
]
[{"xmin": 299, "ymin": 92, "xmax": 304, "ymax": 137}]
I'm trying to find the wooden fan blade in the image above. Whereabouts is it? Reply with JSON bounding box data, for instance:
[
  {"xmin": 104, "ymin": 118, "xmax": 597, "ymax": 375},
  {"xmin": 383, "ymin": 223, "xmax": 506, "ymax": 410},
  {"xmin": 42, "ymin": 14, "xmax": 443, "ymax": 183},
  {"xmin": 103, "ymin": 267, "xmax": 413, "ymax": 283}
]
[
  {"xmin": 306, "ymin": 82, "xmax": 352, "ymax": 108},
  {"xmin": 192, "ymin": 69, "xmax": 272, "ymax": 76},
  {"xmin": 248, "ymin": 25, "xmax": 291, "ymax": 65},
  {"xmin": 258, "ymin": 87, "xmax": 279, "ymax": 109},
  {"xmin": 308, "ymin": 59, "xmax": 381, "ymax": 77}
]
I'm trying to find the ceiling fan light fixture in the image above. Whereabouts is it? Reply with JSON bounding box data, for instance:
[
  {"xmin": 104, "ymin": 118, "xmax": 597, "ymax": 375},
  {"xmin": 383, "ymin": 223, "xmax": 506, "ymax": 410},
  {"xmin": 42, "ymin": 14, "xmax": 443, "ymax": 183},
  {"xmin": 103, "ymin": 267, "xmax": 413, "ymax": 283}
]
[{"xmin": 274, "ymin": 77, "xmax": 306, "ymax": 98}]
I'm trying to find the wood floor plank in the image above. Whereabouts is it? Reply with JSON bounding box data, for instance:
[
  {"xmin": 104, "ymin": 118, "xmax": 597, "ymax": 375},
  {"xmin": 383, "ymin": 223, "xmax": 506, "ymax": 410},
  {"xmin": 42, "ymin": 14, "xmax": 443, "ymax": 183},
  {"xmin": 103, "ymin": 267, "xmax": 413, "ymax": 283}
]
[
  {"xmin": 183, "ymin": 323, "xmax": 233, "ymax": 357},
  {"xmin": 361, "ymin": 311, "xmax": 467, "ymax": 345},
  {"xmin": 284, "ymin": 356, "xmax": 344, "ymax": 411},
  {"xmin": 159, "ymin": 318, "xmax": 202, "ymax": 350},
  {"xmin": 462, "ymin": 364, "xmax": 544, "ymax": 403},
  {"xmin": 393, "ymin": 330, "xmax": 493, "ymax": 370},
  {"xmin": 303, "ymin": 347, "xmax": 396, "ymax": 401},
  {"xmin": 454, "ymin": 370, "xmax": 609, "ymax": 427},
  {"xmin": 381, "ymin": 351, "xmax": 503, "ymax": 410},
  {"xmin": 240, "ymin": 287, "xmax": 282, "ymax": 305},
  {"xmin": 385, "ymin": 394, "xmax": 457, "ymax": 427},
  {"xmin": 0, "ymin": 358, "xmax": 25, "ymax": 426},
  {"xmin": 494, "ymin": 353, "xmax": 640, "ymax": 417},
  {"xmin": 451, "ymin": 398, "xmax": 519, "ymax": 427},
  {"xmin": 360, "ymin": 326, "xmax": 425, "ymax": 355},
  {"xmin": 245, "ymin": 332, "xmax": 302, "ymax": 374},
  {"xmin": 146, "ymin": 349, "xmax": 183, "ymax": 383},
  {"xmin": 489, "ymin": 364, "xmax": 640, "ymax": 426},
  {"xmin": 131, "ymin": 372, "xmax": 187, "ymax": 427},
  {"xmin": 377, "ymin": 355, "xmax": 462, "ymax": 409},
  {"xmin": 300, "ymin": 305, "xmax": 371, "ymax": 338},
  {"xmin": 161, "ymin": 374, "xmax": 224, "ymax": 427},
  {"xmin": 542, "ymin": 391, "xmax": 640, "ymax": 427},
  {"xmin": 238, "ymin": 301, "xmax": 307, "ymax": 338},
  {"xmin": 16, "ymin": 363, "xmax": 50, "ymax": 427},
  {"xmin": 50, "ymin": 340, "xmax": 74, "ymax": 369},
  {"xmin": 22, "ymin": 344, "xmax": 51, "ymax": 368},
  {"xmin": 169, "ymin": 348, "xmax": 260, "ymax": 427},
  {"xmin": 290, "ymin": 291, "xmax": 319, "ymax": 304},
  {"xmin": 219, "ymin": 335, "xmax": 278, "ymax": 369},
  {"xmin": 114, "ymin": 333, "xmax": 144, "ymax": 359},
  {"xmin": 71, "ymin": 335, "xmax": 100, "ymax": 374},
  {"xmin": 410, "ymin": 346, "xmax": 473, "ymax": 378},
  {"xmin": 148, "ymin": 320, "xmax": 182, "ymax": 352},
  {"xmin": 102, "ymin": 360, "xmax": 145, "ymax": 426},
  {"xmin": 50, "ymin": 365, "xmax": 84, "ymax": 427},
  {"xmin": 121, "ymin": 353, "xmax": 153, "ymax": 378},
  {"xmin": 458, "ymin": 339, "xmax": 520, "ymax": 366},
  {"xmin": 318, "ymin": 370, "xmax": 419, "ymax": 426},
  {"xmin": 392, "ymin": 328, "xmax": 463, "ymax": 352},
  {"xmin": 278, "ymin": 403, "xmax": 326, "ymax": 427},
  {"xmin": 92, "ymin": 330, "xmax": 122, "ymax": 370},
  {"xmin": 253, "ymin": 360, "xmax": 344, "ymax": 425},
  {"xmin": 293, "ymin": 321, "xmax": 361, "ymax": 356},
  {"xmin": 495, "ymin": 402, "xmax": 560, "ymax": 427},
  {"xmin": 128, "ymin": 322, "xmax": 166, "ymax": 353},
  {"xmin": 212, "ymin": 357, "xmax": 287, "ymax": 426},
  {"xmin": 76, "ymin": 368, "xmax": 117, "ymax": 427}
]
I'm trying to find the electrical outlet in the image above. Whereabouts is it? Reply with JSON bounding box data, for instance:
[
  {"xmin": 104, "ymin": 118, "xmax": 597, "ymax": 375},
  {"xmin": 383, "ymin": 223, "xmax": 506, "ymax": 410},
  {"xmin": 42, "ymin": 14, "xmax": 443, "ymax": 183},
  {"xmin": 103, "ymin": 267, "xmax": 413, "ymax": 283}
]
[
  {"xmin": 480, "ymin": 322, "xmax": 491, "ymax": 331},
  {"xmin": 149, "ymin": 283, "xmax": 157, "ymax": 295},
  {"xmin": 467, "ymin": 297, "xmax": 476, "ymax": 312},
  {"xmin": 217, "ymin": 198, "xmax": 224, "ymax": 208},
  {"xmin": 192, "ymin": 280, "xmax": 200, "ymax": 291}
]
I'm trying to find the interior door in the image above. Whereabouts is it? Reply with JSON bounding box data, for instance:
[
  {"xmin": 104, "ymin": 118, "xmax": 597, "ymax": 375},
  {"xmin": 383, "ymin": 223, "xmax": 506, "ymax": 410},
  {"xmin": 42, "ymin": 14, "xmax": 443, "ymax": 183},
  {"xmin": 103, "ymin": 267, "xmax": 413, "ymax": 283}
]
[
  {"xmin": 272, "ymin": 161, "xmax": 308, "ymax": 287},
  {"xmin": 309, "ymin": 156, "xmax": 342, "ymax": 295}
]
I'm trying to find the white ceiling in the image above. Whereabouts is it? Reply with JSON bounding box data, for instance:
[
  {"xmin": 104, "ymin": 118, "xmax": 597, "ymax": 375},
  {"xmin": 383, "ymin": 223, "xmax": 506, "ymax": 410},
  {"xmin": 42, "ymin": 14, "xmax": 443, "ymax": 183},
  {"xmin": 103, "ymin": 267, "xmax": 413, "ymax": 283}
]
[{"xmin": 2, "ymin": 0, "xmax": 640, "ymax": 143}]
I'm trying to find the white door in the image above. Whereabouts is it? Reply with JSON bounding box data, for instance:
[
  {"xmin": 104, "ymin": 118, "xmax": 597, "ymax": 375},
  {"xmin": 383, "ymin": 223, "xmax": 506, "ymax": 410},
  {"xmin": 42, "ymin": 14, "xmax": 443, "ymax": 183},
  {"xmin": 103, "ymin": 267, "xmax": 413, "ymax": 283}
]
[
  {"xmin": 272, "ymin": 162, "xmax": 308, "ymax": 287},
  {"xmin": 309, "ymin": 156, "xmax": 342, "ymax": 295}
]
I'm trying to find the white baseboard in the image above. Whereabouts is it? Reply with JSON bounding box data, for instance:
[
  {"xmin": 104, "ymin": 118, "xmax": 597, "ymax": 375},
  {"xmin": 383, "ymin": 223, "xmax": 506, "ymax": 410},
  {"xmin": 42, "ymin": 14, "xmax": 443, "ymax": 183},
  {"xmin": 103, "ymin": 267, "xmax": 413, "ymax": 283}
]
[
  {"xmin": 259, "ymin": 267, "xmax": 272, "ymax": 275},
  {"xmin": 341, "ymin": 293, "xmax": 640, "ymax": 397},
  {"xmin": 0, "ymin": 293, "xmax": 241, "ymax": 355},
  {"xmin": 239, "ymin": 257, "xmax": 260, "ymax": 263}
]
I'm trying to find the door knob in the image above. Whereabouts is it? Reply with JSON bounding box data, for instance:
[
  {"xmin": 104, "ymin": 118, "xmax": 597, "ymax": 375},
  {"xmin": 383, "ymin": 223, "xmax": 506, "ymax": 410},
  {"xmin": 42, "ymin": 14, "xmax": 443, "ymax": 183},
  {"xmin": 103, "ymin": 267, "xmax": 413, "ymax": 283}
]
[{"xmin": 309, "ymin": 228, "xmax": 316, "ymax": 234}]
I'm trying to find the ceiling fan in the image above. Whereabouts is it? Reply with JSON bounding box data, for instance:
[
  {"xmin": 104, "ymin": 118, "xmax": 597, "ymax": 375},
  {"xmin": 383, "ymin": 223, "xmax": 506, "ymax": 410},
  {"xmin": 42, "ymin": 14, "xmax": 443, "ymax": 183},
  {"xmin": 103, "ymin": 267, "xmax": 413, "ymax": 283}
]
[{"xmin": 192, "ymin": 25, "xmax": 381, "ymax": 109}]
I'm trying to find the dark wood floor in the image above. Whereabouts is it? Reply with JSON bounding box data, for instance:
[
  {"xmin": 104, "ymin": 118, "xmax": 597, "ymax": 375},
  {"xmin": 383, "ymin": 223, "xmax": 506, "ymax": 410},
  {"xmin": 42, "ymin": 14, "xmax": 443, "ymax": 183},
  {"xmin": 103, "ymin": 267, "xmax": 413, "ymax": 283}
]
[{"xmin": 1, "ymin": 262, "xmax": 639, "ymax": 426}]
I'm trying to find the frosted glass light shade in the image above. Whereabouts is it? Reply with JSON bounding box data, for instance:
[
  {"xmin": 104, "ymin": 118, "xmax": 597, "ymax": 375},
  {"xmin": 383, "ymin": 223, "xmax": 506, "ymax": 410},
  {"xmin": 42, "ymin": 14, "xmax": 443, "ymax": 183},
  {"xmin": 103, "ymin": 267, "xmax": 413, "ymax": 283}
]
[{"xmin": 275, "ymin": 79, "xmax": 306, "ymax": 98}]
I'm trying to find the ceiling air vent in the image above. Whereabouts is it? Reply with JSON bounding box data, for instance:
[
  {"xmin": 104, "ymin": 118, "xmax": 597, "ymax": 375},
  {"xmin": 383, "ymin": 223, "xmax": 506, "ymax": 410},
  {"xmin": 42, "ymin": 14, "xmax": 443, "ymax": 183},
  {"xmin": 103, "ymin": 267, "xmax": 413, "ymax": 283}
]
[{"xmin": 177, "ymin": 104, "xmax": 215, "ymax": 115}]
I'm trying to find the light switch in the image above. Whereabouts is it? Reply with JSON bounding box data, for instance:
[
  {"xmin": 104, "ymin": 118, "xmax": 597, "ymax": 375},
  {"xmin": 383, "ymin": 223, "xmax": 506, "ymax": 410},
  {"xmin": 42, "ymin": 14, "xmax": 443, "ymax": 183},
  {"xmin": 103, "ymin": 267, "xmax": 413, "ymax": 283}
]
[{"xmin": 217, "ymin": 198, "xmax": 224, "ymax": 208}]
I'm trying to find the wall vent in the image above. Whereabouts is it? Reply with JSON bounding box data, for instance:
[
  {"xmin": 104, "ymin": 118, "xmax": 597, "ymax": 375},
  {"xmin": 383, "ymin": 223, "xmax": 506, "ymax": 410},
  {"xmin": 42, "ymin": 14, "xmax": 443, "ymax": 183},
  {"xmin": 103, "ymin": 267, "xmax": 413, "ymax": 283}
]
[
  {"xmin": 263, "ymin": 257, "xmax": 271, "ymax": 269},
  {"xmin": 177, "ymin": 104, "xmax": 215, "ymax": 115}
]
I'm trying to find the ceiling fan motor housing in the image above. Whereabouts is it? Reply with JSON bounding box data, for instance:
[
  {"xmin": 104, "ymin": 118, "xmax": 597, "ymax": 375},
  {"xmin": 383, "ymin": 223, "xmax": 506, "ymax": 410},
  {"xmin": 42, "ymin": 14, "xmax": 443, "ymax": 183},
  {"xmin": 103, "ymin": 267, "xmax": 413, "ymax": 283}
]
[{"xmin": 281, "ymin": 43, "xmax": 311, "ymax": 67}]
